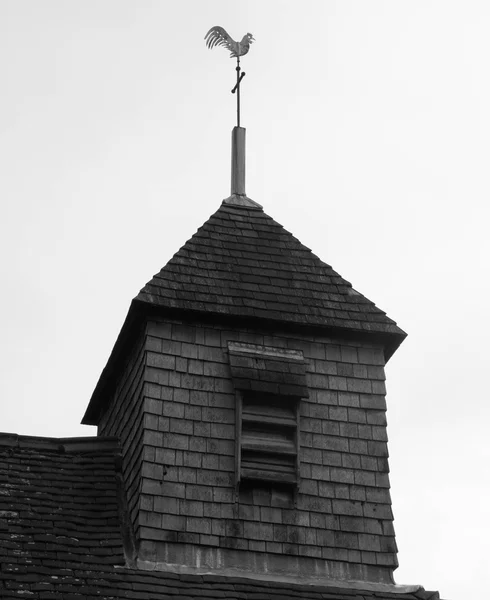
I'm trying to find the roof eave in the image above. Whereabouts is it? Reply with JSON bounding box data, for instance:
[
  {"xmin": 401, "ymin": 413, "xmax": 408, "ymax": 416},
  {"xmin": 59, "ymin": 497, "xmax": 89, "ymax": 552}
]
[
  {"xmin": 82, "ymin": 300, "xmax": 406, "ymax": 427},
  {"xmin": 81, "ymin": 299, "xmax": 145, "ymax": 426}
]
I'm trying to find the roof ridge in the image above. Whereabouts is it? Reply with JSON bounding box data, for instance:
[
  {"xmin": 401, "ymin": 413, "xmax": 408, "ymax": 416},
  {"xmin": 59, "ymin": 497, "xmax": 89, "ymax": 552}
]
[{"xmin": 0, "ymin": 432, "xmax": 120, "ymax": 454}]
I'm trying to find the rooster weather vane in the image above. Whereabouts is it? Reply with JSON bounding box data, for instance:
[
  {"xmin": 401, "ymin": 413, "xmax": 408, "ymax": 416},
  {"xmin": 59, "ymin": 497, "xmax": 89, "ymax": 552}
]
[{"xmin": 205, "ymin": 26, "xmax": 255, "ymax": 127}]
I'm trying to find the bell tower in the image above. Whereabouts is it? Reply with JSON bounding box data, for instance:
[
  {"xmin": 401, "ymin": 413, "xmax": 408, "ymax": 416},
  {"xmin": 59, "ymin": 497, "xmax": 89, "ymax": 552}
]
[
  {"xmin": 81, "ymin": 27, "xmax": 438, "ymax": 596},
  {"xmin": 83, "ymin": 194, "xmax": 405, "ymax": 583}
]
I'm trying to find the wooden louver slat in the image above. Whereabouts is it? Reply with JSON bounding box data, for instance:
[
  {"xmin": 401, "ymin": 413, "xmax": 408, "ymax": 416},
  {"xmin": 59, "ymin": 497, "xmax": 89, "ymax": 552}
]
[{"xmin": 239, "ymin": 393, "xmax": 299, "ymax": 485}]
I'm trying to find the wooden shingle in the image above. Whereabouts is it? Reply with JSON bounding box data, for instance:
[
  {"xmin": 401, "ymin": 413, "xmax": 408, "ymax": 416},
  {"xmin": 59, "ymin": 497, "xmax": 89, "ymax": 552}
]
[{"xmin": 137, "ymin": 203, "xmax": 406, "ymax": 353}]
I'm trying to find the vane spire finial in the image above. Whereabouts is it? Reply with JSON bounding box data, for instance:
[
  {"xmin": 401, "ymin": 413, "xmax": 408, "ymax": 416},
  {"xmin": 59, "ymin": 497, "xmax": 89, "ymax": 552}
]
[{"xmin": 205, "ymin": 26, "xmax": 261, "ymax": 209}]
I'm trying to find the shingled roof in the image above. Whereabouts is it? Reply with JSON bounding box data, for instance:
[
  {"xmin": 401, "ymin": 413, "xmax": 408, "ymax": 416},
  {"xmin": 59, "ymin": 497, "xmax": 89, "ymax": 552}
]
[
  {"xmin": 137, "ymin": 202, "xmax": 406, "ymax": 352},
  {"xmin": 83, "ymin": 200, "xmax": 406, "ymax": 424},
  {"xmin": 0, "ymin": 434, "xmax": 440, "ymax": 600}
]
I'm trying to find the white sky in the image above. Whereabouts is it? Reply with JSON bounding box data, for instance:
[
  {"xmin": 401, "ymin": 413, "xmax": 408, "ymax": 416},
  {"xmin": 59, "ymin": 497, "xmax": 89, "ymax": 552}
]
[{"xmin": 1, "ymin": 2, "xmax": 489, "ymax": 598}]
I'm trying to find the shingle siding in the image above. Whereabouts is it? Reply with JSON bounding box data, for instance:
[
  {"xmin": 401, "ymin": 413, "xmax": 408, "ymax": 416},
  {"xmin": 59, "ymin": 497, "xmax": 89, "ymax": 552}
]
[
  {"xmin": 98, "ymin": 330, "xmax": 146, "ymax": 538},
  {"xmin": 0, "ymin": 435, "xmax": 441, "ymax": 599},
  {"xmin": 137, "ymin": 316, "xmax": 397, "ymax": 576}
]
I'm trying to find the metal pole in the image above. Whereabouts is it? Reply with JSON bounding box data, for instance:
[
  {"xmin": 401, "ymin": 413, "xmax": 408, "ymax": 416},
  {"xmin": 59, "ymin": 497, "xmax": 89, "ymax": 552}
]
[{"xmin": 236, "ymin": 57, "xmax": 240, "ymax": 127}]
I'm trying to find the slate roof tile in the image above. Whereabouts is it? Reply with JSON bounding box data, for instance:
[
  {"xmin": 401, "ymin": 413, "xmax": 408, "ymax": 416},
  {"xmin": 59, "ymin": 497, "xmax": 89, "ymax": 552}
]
[
  {"xmin": 0, "ymin": 434, "xmax": 125, "ymax": 572},
  {"xmin": 136, "ymin": 203, "xmax": 406, "ymax": 348}
]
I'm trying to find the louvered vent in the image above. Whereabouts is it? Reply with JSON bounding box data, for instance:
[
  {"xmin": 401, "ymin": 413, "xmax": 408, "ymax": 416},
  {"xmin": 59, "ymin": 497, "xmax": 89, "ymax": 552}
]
[
  {"xmin": 239, "ymin": 393, "xmax": 299, "ymax": 485},
  {"xmin": 227, "ymin": 342, "xmax": 306, "ymax": 487}
]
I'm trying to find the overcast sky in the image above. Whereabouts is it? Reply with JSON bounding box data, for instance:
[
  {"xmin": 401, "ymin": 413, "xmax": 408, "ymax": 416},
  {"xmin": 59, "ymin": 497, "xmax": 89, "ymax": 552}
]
[{"xmin": 1, "ymin": 2, "xmax": 489, "ymax": 598}]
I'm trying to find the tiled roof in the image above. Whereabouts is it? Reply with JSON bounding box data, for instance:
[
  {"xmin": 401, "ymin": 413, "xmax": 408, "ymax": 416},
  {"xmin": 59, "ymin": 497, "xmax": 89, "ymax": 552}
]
[
  {"xmin": 0, "ymin": 434, "xmax": 126, "ymax": 571},
  {"xmin": 137, "ymin": 202, "xmax": 406, "ymax": 350},
  {"xmin": 0, "ymin": 433, "xmax": 441, "ymax": 600}
]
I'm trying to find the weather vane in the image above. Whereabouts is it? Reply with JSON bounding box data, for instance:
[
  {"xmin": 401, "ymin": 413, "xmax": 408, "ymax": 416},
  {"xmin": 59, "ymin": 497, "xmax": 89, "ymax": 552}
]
[{"xmin": 204, "ymin": 26, "xmax": 255, "ymax": 127}]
